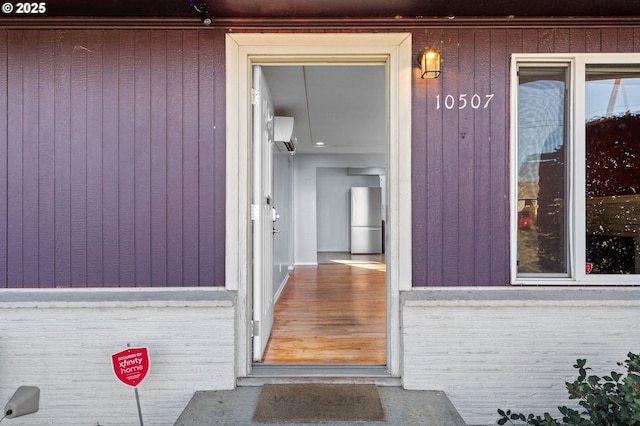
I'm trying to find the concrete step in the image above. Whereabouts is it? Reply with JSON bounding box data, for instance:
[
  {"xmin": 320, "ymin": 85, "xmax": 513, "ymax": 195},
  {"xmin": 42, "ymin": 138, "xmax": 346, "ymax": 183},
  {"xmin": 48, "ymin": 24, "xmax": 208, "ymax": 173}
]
[{"xmin": 174, "ymin": 386, "xmax": 467, "ymax": 425}]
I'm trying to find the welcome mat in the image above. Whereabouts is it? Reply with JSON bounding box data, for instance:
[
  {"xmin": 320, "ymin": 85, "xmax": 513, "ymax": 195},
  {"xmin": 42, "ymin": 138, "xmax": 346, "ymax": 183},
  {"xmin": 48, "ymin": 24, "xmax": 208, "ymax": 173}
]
[{"xmin": 252, "ymin": 383, "xmax": 386, "ymax": 423}]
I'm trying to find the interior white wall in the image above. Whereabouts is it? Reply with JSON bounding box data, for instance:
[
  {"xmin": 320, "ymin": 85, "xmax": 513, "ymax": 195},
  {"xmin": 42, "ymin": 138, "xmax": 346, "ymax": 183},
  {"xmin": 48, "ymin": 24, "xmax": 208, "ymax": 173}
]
[
  {"xmin": 316, "ymin": 168, "xmax": 379, "ymax": 252},
  {"xmin": 294, "ymin": 153, "xmax": 385, "ymax": 264},
  {"xmin": 272, "ymin": 151, "xmax": 294, "ymax": 298}
]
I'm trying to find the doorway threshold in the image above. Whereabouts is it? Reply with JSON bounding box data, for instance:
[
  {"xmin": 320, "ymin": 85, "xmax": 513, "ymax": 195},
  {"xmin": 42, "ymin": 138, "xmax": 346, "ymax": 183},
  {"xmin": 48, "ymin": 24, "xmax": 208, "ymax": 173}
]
[{"xmin": 238, "ymin": 365, "xmax": 400, "ymax": 387}]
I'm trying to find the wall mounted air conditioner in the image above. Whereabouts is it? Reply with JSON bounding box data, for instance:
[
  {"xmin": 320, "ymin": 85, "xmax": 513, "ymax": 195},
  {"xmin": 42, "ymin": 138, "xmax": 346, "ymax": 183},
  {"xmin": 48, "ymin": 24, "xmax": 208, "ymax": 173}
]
[{"xmin": 273, "ymin": 116, "xmax": 296, "ymax": 154}]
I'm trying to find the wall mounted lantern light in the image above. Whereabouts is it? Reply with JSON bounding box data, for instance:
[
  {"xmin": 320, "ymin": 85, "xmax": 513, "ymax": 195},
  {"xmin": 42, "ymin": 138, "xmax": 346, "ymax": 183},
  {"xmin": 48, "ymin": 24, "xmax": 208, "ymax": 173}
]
[{"xmin": 418, "ymin": 48, "xmax": 441, "ymax": 79}]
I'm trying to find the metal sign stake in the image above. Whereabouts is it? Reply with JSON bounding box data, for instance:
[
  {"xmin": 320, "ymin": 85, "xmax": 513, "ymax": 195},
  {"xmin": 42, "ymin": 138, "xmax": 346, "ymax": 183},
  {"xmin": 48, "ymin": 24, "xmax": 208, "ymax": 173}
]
[
  {"xmin": 127, "ymin": 343, "xmax": 144, "ymax": 426},
  {"xmin": 134, "ymin": 387, "xmax": 144, "ymax": 426}
]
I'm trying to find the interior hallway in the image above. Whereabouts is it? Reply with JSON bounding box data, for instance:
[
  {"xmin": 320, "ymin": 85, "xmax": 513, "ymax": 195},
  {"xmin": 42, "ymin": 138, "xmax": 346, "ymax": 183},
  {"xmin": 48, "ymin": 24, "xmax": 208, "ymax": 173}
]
[{"xmin": 261, "ymin": 252, "xmax": 386, "ymax": 364}]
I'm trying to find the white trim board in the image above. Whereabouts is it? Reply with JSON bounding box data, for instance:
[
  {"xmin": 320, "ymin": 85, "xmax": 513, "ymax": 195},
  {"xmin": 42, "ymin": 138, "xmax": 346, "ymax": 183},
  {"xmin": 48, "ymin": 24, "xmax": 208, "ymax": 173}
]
[{"xmin": 225, "ymin": 32, "xmax": 413, "ymax": 378}]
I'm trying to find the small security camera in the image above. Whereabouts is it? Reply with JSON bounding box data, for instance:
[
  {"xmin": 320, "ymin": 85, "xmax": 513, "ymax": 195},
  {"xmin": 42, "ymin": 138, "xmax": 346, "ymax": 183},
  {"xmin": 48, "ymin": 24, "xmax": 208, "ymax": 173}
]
[
  {"xmin": 200, "ymin": 12, "xmax": 212, "ymax": 26},
  {"xmin": 193, "ymin": 2, "xmax": 212, "ymax": 26}
]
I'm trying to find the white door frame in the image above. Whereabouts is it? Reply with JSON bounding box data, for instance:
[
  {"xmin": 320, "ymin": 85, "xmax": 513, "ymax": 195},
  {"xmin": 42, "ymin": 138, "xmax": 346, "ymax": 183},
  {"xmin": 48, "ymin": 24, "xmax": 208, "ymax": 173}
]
[{"xmin": 225, "ymin": 32, "xmax": 413, "ymax": 378}]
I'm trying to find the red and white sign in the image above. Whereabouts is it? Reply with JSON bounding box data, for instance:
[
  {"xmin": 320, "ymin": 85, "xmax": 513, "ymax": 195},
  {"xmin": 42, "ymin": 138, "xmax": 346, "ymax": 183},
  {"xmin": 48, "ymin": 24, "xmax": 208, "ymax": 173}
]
[
  {"xmin": 586, "ymin": 262, "xmax": 594, "ymax": 274},
  {"xmin": 111, "ymin": 347, "xmax": 150, "ymax": 388}
]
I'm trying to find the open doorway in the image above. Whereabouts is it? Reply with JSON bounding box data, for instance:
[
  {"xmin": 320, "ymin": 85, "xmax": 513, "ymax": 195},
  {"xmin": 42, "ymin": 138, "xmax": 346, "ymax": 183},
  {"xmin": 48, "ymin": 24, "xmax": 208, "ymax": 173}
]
[
  {"xmin": 225, "ymin": 32, "xmax": 412, "ymax": 378},
  {"xmin": 254, "ymin": 65, "xmax": 387, "ymax": 365}
]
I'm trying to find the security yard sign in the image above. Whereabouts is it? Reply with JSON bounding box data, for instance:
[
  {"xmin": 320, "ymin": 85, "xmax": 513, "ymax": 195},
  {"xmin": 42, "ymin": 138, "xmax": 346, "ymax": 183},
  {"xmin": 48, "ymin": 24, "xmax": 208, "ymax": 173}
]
[
  {"xmin": 111, "ymin": 347, "xmax": 150, "ymax": 388},
  {"xmin": 586, "ymin": 262, "xmax": 594, "ymax": 274}
]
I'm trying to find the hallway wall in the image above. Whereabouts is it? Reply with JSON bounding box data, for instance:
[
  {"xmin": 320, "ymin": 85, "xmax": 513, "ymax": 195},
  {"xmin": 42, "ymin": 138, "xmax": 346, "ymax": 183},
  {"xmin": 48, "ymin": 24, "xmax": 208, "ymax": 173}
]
[
  {"xmin": 293, "ymin": 153, "xmax": 385, "ymax": 264},
  {"xmin": 316, "ymin": 168, "xmax": 379, "ymax": 253}
]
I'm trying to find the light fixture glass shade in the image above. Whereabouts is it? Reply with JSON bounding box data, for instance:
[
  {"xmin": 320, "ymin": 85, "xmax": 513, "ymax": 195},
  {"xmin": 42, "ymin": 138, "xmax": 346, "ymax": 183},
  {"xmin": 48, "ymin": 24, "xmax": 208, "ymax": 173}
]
[{"xmin": 419, "ymin": 48, "xmax": 441, "ymax": 79}]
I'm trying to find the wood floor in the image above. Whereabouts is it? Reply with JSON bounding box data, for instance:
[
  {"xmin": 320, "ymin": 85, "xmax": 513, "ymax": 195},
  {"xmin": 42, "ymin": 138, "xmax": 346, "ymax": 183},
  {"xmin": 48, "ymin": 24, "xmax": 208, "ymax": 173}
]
[{"xmin": 260, "ymin": 258, "xmax": 386, "ymax": 364}]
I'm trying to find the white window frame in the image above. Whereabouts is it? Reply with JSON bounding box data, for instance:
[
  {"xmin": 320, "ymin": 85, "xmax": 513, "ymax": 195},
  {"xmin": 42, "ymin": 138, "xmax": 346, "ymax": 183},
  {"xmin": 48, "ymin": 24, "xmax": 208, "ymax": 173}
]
[{"xmin": 511, "ymin": 53, "xmax": 640, "ymax": 285}]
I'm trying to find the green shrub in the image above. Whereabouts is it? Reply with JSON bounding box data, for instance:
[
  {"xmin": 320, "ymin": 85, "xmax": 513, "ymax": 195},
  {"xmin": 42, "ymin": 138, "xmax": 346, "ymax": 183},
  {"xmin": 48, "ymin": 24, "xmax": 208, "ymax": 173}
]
[{"xmin": 497, "ymin": 352, "xmax": 640, "ymax": 426}]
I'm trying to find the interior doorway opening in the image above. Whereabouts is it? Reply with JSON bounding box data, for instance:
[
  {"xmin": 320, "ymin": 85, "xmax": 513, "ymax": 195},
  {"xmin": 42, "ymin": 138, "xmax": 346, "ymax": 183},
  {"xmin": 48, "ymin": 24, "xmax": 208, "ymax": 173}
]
[
  {"xmin": 225, "ymin": 32, "xmax": 412, "ymax": 379},
  {"xmin": 253, "ymin": 65, "xmax": 388, "ymax": 365}
]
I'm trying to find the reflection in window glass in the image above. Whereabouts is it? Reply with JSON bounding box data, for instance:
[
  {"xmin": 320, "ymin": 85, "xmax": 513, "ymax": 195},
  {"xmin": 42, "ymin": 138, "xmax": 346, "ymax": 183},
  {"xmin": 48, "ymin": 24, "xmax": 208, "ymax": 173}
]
[
  {"xmin": 517, "ymin": 67, "xmax": 568, "ymax": 274},
  {"xmin": 586, "ymin": 66, "xmax": 640, "ymax": 274}
]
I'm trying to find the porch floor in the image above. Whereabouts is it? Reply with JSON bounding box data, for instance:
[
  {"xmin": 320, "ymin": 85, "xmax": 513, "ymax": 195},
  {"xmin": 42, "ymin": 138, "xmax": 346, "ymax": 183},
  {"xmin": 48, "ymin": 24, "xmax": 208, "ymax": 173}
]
[{"xmin": 174, "ymin": 386, "xmax": 467, "ymax": 425}]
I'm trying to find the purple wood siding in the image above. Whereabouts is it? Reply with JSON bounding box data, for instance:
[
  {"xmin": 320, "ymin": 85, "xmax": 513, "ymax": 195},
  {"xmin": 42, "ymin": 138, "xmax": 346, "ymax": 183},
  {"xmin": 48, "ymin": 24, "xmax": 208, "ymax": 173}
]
[
  {"xmin": 0, "ymin": 30, "xmax": 6, "ymax": 288},
  {"xmin": 2, "ymin": 26, "xmax": 639, "ymax": 289},
  {"xmin": 0, "ymin": 29, "xmax": 226, "ymax": 288},
  {"xmin": 411, "ymin": 27, "xmax": 640, "ymax": 286}
]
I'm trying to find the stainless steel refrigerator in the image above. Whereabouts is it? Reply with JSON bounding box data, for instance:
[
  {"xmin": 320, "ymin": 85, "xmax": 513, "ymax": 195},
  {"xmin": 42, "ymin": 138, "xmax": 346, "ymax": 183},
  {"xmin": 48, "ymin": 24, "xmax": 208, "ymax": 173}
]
[{"xmin": 350, "ymin": 187, "xmax": 382, "ymax": 254}]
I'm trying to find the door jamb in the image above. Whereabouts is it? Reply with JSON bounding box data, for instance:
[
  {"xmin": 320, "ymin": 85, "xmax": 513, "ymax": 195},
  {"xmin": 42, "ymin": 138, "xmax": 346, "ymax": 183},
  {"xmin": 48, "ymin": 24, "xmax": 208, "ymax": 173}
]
[{"xmin": 225, "ymin": 32, "xmax": 413, "ymax": 379}]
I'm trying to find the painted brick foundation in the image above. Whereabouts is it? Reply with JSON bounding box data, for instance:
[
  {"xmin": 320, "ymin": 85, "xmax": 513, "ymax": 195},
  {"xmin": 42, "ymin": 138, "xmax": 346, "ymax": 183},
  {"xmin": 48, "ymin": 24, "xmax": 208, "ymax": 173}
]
[
  {"xmin": 402, "ymin": 288, "xmax": 640, "ymax": 425},
  {"xmin": 0, "ymin": 289, "xmax": 236, "ymax": 426}
]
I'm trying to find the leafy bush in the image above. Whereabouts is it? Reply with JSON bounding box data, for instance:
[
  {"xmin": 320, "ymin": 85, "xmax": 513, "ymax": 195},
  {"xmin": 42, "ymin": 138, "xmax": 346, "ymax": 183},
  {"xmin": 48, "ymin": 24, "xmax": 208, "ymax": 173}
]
[{"xmin": 497, "ymin": 352, "xmax": 640, "ymax": 425}]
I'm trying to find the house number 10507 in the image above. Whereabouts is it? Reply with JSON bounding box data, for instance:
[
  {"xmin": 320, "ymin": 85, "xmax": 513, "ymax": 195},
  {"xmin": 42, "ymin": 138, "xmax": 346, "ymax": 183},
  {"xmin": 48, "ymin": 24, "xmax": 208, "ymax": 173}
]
[{"xmin": 436, "ymin": 94, "xmax": 494, "ymax": 110}]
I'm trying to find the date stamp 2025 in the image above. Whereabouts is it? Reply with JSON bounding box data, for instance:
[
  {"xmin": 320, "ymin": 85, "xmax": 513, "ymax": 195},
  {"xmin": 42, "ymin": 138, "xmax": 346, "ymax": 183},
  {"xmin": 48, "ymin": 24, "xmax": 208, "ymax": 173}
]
[{"xmin": 2, "ymin": 2, "xmax": 47, "ymax": 15}]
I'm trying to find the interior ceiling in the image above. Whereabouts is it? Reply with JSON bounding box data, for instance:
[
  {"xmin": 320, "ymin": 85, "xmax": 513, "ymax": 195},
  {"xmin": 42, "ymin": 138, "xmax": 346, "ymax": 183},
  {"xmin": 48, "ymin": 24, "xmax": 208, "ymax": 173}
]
[
  {"xmin": 31, "ymin": 0, "xmax": 640, "ymax": 18},
  {"xmin": 262, "ymin": 66, "xmax": 385, "ymax": 155}
]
